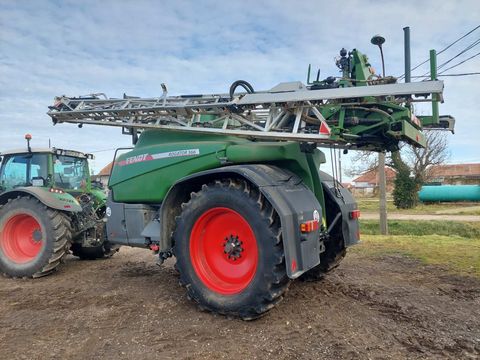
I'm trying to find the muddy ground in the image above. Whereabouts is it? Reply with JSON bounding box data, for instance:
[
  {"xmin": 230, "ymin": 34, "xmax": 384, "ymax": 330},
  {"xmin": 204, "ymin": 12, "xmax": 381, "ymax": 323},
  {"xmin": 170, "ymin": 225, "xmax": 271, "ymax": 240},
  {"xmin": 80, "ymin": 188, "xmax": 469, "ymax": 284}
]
[{"xmin": 1, "ymin": 247, "xmax": 479, "ymax": 360}]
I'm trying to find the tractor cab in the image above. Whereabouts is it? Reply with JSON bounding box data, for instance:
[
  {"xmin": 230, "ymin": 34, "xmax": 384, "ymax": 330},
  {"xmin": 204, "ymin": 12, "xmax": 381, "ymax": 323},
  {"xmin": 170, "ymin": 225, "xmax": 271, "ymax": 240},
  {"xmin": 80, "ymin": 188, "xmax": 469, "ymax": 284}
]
[{"xmin": 0, "ymin": 135, "xmax": 93, "ymax": 194}]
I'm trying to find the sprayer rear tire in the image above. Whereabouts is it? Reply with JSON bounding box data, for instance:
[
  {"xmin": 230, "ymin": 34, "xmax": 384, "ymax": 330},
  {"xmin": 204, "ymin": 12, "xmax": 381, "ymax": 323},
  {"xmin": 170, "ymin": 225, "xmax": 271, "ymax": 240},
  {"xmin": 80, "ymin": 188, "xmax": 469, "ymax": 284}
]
[
  {"xmin": 299, "ymin": 247, "xmax": 346, "ymax": 281},
  {"xmin": 0, "ymin": 196, "xmax": 71, "ymax": 278},
  {"xmin": 174, "ymin": 179, "xmax": 290, "ymax": 320}
]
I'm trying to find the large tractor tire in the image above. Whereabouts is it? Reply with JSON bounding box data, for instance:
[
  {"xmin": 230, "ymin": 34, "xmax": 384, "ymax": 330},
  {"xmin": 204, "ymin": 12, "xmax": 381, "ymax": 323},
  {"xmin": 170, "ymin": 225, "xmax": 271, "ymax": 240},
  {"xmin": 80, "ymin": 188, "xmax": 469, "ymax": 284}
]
[
  {"xmin": 71, "ymin": 241, "xmax": 119, "ymax": 260},
  {"xmin": 0, "ymin": 196, "xmax": 72, "ymax": 278},
  {"xmin": 174, "ymin": 179, "xmax": 290, "ymax": 320}
]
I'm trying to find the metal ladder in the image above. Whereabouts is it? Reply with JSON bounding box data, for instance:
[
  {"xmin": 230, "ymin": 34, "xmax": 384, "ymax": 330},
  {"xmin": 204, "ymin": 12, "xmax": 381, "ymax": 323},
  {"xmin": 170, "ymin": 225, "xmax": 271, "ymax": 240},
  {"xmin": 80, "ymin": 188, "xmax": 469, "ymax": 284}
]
[{"xmin": 47, "ymin": 80, "xmax": 444, "ymax": 149}]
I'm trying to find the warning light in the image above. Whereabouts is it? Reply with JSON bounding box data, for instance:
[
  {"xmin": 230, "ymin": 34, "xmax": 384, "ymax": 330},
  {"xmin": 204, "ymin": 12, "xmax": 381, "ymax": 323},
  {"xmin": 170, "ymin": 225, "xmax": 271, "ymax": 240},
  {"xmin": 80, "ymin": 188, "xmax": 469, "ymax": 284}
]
[
  {"xmin": 25, "ymin": 134, "xmax": 32, "ymax": 140},
  {"xmin": 300, "ymin": 219, "xmax": 320, "ymax": 233},
  {"xmin": 349, "ymin": 210, "xmax": 361, "ymax": 219},
  {"xmin": 49, "ymin": 188, "xmax": 65, "ymax": 194}
]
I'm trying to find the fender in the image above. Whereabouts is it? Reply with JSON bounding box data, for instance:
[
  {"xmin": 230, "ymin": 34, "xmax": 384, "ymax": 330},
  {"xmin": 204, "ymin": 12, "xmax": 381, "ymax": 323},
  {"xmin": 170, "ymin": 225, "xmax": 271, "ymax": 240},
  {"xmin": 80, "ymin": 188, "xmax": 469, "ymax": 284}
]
[
  {"xmin": 160, "ymin": 164, "xmax": 323, "ymax": 279},
  {"xmin": 0, "ymin": 187, "xmax": 82, "ymax": 212},
  {"xmin": 318, "ymin": 170, "xmax": 360, "ymax": 247}
]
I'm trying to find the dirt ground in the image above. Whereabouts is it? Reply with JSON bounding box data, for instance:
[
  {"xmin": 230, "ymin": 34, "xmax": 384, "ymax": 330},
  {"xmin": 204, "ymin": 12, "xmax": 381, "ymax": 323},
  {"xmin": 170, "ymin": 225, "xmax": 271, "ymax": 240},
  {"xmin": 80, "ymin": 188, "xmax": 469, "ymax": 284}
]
[{"xmin": 1, "ymin": 247, "xmax": 479, "ymax": 360}]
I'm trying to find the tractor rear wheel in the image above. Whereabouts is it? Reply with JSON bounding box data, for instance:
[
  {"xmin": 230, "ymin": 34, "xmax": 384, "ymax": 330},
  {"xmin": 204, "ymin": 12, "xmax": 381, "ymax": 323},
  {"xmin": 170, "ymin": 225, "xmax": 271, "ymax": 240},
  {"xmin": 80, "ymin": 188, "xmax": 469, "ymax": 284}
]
[
  {"xmin": 0, "ymin": 196, "xmax": 72, "ymax": 278},
  {"xmin": 174, "ymin": 179, "xmax": 290, "ymax": 320}
]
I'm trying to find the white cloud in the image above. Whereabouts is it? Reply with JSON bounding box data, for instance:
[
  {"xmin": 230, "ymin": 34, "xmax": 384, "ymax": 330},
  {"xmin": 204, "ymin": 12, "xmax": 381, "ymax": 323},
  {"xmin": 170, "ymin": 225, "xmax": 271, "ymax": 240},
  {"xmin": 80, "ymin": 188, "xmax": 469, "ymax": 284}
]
[{"xmin": 0, "ymin": 0, "xmax": 479, "ymax": 175}]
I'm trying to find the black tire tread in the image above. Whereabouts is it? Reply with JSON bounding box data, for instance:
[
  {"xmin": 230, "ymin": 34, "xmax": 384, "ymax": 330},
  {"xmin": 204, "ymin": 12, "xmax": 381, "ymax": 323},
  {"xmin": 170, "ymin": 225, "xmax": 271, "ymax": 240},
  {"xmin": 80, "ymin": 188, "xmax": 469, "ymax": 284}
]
[
  {"xmin": 33, "ymin": 204, "xmax": 72, "ymax": 278},
  {"xmin": 299, "ymin": 246, "xmax": 346, "ymax": 282},
  {"xmin": 0, "ymin": 196, "xmax": 72, "ymax": 278},
  {"xmin": 175, "ymin": 178, "xmax": 290, "ymax": 320}
]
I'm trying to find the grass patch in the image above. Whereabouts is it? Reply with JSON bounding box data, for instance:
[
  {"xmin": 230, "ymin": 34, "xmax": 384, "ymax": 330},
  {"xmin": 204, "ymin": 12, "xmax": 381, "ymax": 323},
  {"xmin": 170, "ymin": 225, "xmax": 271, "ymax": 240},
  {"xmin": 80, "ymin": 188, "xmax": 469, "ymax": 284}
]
[
  {"xmin": 356, "ymin": 199, "xmax": 396, "ymax": 212},
  {"xmin": 356, "ymin": 198, "xmax": 480, "ymax": 215},
  {"xmin": 352, "ymin": 234, "xmax": 480, "ymax": 277},
  {"xmin": 360, "ymin": 220, "xmax": 480, "ymax": 239}
]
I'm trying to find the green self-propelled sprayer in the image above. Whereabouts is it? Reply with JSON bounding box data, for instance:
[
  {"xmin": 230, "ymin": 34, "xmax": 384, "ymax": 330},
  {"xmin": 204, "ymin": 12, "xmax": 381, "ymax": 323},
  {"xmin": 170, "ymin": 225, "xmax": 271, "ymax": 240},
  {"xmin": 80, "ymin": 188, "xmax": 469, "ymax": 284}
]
[{"xmin": 44, "ymin": 35, "xmax": 455, "ymax": 319}]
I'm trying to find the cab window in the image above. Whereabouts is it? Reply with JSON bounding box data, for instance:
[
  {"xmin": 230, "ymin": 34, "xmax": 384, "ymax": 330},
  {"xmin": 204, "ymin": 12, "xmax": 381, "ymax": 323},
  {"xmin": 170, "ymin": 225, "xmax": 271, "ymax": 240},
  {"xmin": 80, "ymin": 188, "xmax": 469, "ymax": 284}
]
[
  {"xmin": 0, "ymin": 154, "xmax": 48, "ymax": 190},
  {"xmin": 53, "ymin": 155, "xmax": 88, "ymax": 190}
]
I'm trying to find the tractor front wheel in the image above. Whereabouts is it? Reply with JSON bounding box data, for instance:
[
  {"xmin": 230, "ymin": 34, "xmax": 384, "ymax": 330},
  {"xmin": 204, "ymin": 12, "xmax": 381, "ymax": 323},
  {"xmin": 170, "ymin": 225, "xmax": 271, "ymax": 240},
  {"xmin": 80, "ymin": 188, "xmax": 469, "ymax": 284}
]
[
  {"xmin": 174, "ymin": 179, "xmax": 290, "ymax": 319},
  {"xmin": 0, "ymin": 196, "xmax": 72, "ymax": 278}
]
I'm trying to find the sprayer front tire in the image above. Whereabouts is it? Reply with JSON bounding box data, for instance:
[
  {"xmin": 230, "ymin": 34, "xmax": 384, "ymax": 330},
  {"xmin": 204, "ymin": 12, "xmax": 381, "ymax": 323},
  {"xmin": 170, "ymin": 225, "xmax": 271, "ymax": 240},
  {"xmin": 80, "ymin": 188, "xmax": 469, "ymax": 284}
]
[{"xmin": 174, "ymin": 179, "xmax": 290, "ymax": 320}]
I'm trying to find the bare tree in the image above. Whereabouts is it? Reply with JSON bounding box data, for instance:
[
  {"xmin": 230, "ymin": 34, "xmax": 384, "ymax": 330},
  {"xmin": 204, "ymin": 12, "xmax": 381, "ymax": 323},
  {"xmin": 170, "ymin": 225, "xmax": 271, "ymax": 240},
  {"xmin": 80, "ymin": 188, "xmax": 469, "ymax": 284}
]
[
  {"xmin": 347, "ymin": 131, "xmax": 449, "ymax": 182},
  {"xmin": 346, "ymin": 131, "xmax": 450, "ymax": 208},
  {"xmin": 405, "ymin": 131, "xmax": 450, "ymax": 184},
  {"xmin": 345, "ymin": 150, "xmax": 377, "ymax": 178}
]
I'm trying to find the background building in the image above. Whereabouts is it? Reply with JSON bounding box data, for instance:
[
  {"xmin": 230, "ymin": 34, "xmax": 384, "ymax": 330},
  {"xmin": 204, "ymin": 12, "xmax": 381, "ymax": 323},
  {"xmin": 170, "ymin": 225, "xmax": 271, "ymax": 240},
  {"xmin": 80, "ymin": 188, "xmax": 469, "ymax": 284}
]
[
  {"xmin": 351, "ymin": 167, "xmax": 397, "ymax": 196},
  {"xmin": 427, "ymin": 163, "xmax": 480, "ymax": 185},
  {"xmin": 91, "ymin": 162, "xmax": 113, "ymax": 188}
]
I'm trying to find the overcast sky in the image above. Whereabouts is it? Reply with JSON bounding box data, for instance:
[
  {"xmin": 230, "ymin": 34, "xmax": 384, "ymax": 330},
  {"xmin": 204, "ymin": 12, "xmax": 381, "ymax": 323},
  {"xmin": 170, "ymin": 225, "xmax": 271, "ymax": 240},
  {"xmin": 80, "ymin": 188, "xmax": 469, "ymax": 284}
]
[{"xmin": 1, "ymin": 0, "xmax": 479, "ymax": 178}]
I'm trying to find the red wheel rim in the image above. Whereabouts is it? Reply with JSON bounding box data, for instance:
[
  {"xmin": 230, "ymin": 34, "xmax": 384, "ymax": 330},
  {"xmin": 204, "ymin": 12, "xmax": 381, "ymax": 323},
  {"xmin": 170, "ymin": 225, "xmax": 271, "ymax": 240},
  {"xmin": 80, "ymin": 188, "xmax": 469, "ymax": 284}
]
[
  {"xmin": 190, "ymin": 207, "xmax": 258, "ymax": 295},
  {"xmin": 1, "ymin": 214, "xmax": 43, "ymax": 263}
]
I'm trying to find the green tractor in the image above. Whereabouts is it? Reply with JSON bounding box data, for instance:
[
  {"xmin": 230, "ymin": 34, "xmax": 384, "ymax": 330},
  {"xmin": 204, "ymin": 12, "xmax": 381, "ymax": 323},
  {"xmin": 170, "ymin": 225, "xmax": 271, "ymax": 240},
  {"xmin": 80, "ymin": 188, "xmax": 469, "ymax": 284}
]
[{"xmin": 0, "ymin": 135, "xmax": 117, "ymax": 278}]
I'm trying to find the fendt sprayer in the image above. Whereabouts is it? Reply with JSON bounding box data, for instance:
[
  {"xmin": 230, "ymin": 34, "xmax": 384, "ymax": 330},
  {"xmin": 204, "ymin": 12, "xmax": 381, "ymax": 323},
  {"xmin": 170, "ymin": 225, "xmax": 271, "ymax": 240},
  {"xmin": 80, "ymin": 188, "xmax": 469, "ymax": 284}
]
[
  {"xmin": 0, "ymin": 136, "xmax": 117, "ymax": 278},
  {"xmin": 44, "ymin": 35, "xmax": 453, "ymax": 318}
]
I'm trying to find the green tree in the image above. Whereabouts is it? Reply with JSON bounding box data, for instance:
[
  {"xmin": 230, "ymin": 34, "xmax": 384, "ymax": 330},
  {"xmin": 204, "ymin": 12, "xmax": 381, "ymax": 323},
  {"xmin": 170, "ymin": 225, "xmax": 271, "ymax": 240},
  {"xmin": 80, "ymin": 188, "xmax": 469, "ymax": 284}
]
[{"xmin": 391, "ymin": 151, "xmax": 419, "ymax": 209}]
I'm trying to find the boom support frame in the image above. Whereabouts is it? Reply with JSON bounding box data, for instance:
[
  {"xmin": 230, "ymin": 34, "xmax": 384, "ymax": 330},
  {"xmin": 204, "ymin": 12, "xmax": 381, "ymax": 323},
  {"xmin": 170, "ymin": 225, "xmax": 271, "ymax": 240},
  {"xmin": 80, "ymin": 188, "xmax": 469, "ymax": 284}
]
[{"xmin": 48, "ymin": 80, "xmax": 443, "ymax": 151}]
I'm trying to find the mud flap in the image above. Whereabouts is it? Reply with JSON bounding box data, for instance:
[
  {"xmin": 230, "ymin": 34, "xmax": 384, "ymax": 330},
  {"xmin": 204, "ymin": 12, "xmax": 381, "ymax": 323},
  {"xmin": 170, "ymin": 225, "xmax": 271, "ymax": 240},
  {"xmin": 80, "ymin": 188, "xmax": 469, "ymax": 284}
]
[{"xmin": 260, "ymin": 181, "xmax": 323, "ymax": 278}]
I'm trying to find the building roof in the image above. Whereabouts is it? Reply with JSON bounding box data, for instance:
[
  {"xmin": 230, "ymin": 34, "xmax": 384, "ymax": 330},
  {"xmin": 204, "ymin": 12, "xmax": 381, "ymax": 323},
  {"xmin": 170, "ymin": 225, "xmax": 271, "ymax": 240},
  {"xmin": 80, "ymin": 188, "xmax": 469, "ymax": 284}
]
[
  {"xmin": 428, "ymin": 163, "xmax": 480, "ymax": 178},
  {"xmin": 352, "ymin": 167, "xmax": 397, "ymax": 185},
  {"xmin": 97, "ymin": 162, "xmax": 113, "ymax": 176}
]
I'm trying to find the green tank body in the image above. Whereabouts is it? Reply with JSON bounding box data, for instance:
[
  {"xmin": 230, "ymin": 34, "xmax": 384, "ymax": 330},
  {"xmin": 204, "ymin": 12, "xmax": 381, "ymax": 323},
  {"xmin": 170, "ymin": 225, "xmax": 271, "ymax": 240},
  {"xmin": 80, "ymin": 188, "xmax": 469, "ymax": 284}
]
[{"xmin": 109, "ymin": 130, "xmax": 327, "ymax": 205}]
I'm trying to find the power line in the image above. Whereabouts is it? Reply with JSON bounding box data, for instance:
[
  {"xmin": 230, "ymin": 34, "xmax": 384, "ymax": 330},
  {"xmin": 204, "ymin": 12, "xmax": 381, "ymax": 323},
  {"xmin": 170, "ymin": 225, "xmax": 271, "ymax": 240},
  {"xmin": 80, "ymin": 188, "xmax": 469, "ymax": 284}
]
[
  {"xmin": 398, "ymin": 24, "xmax": 480, "ymax": 80},
  {"xmin": 437, "ymin": 39, "xmax": 480, "ymax": 70},
  {"xmin": 438, "ymin": 51, "xmax": 480, "ymax": 73},
  {"xmin": 436, "ymin": 25, "xmax": 480, "ymax": 55},
  {"xmin": 410, "ymin": 72, "xmax": 480, "ymax": 78},
  {"xmin": 416, "ymin": 39, "xmax": 480, "ymax": 77},
  {"xmin": 90, "ymin": 148, "xmax": 117, "ymax": 153},
  {"xmin": 438, "ymin": 72, "xmax": 480, "ymax": 77}
]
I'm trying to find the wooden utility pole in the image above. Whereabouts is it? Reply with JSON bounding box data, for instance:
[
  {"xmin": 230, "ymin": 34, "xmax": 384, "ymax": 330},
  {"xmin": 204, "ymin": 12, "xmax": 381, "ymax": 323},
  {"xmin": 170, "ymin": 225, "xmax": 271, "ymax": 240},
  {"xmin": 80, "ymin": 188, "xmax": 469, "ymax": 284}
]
[{"xmin": 378, "ymin": 152, "xmax": 388, "ymax": 235}]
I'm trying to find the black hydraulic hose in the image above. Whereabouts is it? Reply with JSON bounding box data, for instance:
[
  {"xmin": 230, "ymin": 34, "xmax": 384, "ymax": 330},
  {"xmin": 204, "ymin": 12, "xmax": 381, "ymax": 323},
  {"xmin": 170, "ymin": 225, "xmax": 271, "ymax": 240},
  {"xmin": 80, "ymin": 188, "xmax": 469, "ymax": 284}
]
[{"xmin": 229, "ymin": 80, "xmax": 255, "ymax": 100}]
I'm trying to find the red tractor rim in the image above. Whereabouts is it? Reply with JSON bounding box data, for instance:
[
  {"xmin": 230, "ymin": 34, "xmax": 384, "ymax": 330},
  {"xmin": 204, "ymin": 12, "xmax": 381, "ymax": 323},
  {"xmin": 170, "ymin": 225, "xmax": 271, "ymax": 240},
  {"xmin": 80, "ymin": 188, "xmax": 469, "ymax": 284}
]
[
  {"xmin": 190, "ymin": 207, "xmax": 258, "ymax": 295},
  {"xmin": 1, "ymin": 214, "xmax": 43, "ymax": 263}
]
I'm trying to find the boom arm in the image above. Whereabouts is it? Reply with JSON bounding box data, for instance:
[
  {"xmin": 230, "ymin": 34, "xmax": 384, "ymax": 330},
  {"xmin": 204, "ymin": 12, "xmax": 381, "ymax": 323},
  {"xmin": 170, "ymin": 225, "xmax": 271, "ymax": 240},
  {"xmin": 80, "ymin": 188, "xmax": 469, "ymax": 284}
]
[{"xmin": 46, "ymin": 49, "xmax": 448, "ymax": 151}]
